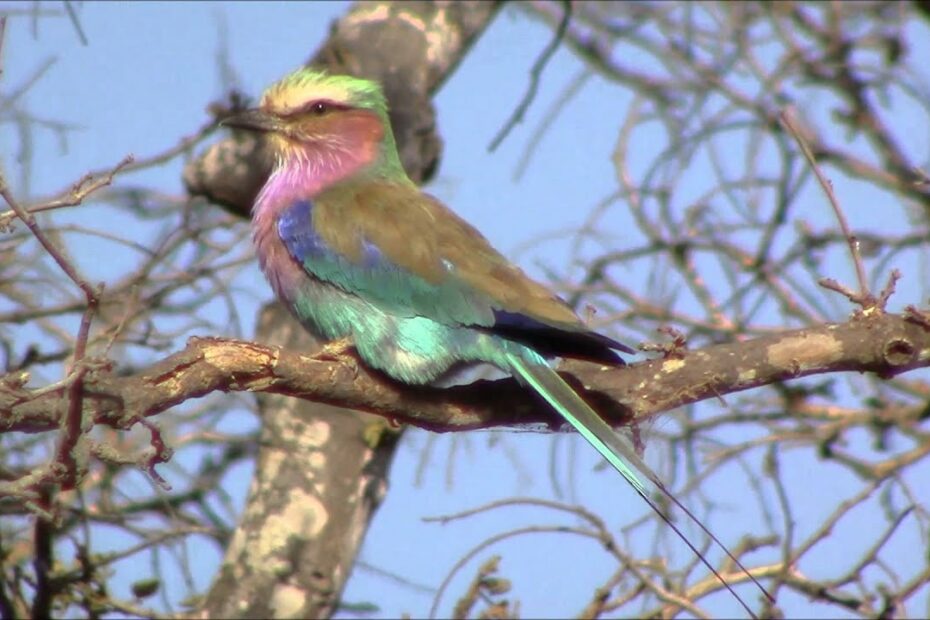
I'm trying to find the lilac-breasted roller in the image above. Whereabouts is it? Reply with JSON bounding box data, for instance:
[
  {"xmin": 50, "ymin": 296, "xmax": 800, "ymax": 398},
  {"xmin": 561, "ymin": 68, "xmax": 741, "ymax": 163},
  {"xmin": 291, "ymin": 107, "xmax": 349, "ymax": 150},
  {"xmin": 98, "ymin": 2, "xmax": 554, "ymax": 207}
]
[{"xmin": 225, "ymin": 68, "xmax": 770, "ymax": 615}]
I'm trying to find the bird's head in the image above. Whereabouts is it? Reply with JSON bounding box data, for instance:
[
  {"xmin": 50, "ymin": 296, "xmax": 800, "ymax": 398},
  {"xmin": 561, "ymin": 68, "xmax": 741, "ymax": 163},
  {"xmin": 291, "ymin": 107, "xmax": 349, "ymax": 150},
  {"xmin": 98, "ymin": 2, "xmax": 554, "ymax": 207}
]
[{"xmin": 224, "ymin": 69, "xmax": 404, "ymax": 183}]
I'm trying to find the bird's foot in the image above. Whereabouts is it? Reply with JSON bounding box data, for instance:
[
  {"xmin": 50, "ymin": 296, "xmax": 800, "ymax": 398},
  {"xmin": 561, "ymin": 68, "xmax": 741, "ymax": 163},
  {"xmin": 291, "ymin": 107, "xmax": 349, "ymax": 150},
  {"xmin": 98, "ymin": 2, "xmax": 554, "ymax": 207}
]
[
  {"xmin": 316, "ymin": 337, "xmax": 359, "ymax": 376},
  {"xmin": 317, "ymin": 337, "xmax": 355, "ymax": 361}
]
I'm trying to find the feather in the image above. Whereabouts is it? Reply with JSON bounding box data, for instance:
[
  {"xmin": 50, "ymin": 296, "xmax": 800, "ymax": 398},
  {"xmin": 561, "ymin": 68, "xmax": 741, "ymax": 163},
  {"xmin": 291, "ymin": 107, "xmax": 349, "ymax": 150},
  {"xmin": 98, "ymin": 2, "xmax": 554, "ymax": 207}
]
[{"xmin": 227, "ymin": 67, "xmax": 775, "ymax": 616}]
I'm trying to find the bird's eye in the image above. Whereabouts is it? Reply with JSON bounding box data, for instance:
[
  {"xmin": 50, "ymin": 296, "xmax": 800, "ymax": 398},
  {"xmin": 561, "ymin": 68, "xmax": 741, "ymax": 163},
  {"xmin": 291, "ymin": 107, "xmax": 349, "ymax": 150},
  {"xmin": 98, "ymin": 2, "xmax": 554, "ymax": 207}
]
[{"xmin": 311, "ymin": 102, "xmax": 328, "ymax": 115}]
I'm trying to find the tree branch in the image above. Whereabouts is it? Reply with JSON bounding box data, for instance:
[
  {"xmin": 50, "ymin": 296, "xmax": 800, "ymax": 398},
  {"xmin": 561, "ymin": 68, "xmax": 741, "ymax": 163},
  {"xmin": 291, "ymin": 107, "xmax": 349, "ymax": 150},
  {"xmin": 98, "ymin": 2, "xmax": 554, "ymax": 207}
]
[{"xmin": 3, "ymin": 312, "xmax": 927, "ymax": 443}]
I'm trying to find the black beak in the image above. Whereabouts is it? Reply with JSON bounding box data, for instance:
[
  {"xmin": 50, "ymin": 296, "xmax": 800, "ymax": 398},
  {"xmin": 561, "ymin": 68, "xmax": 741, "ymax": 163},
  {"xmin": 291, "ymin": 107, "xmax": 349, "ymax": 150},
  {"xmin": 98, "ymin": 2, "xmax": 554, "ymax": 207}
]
[{"xmin": 221, "ymin": 108, "xmax": 281, "ymax": 133}]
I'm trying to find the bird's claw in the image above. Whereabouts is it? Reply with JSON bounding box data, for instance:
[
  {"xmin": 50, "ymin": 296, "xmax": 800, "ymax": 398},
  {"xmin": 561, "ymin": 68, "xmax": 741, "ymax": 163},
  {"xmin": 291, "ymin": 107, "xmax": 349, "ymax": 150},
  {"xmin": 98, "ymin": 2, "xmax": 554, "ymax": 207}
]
[
  {"xmin": 317, "ymin": 337, "xmax": 359, "ymax": 376},
  {"xmin": 317, "ymin": 337, "xmax": 355, "ymax": 360}
]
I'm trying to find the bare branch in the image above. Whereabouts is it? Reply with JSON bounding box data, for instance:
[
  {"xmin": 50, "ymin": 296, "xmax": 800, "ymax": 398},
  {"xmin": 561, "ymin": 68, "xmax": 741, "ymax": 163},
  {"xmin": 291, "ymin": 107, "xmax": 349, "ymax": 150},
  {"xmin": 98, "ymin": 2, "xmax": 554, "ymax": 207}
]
[
  {"xmin": 3, "ymin": 311, "xmax": 928, "ymax": 455},
  {"xmin": 780, "ymin": 108, "xmax": 870, "ymax": 299},
  {"xmin": 487, "ymin": 0, "xmax": 572, "ymax": 152}
]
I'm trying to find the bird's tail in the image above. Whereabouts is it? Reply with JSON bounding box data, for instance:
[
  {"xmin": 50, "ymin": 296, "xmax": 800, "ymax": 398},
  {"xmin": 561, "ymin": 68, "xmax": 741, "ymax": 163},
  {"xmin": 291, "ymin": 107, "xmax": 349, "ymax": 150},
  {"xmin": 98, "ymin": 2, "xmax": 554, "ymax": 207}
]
[{"xmin": 505, "ymin": 353, "xmax": 772, "ymax": 618}]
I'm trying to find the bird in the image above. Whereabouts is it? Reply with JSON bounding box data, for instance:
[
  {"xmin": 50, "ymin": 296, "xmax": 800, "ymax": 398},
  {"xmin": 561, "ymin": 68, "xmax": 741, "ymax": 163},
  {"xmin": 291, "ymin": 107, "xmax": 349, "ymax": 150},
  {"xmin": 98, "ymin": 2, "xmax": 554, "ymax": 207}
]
[{"xmin": 224, "ymin": 68, "xmax": 772, "ymax": 615}]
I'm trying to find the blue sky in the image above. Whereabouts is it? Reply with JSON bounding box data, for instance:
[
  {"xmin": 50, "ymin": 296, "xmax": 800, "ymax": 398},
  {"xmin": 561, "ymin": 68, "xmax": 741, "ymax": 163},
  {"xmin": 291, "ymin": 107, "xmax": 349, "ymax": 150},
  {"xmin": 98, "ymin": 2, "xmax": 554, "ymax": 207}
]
[{"xmin": 3, "ymin": 2, "xmax": 929, "ymax": 618}]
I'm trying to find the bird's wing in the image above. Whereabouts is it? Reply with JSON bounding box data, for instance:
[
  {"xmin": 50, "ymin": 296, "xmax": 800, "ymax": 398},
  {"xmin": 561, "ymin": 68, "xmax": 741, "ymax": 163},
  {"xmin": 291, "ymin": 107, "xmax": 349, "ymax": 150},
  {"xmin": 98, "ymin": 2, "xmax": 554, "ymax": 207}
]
[
  {"xmin": 279, "ymin": 181, "xmax": 631, "ymax": 357},
  {"xmin": 277, "ymin": 195, "xmax": 497, "ymax": 328}
]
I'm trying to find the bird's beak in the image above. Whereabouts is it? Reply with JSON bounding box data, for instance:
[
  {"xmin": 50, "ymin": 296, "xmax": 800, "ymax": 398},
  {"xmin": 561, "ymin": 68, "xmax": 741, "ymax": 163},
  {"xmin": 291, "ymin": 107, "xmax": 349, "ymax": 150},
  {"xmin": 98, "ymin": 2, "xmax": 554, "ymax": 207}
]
[{"xmin": 221, "ymin": 108, "xmax": 282, "ymax": 133}]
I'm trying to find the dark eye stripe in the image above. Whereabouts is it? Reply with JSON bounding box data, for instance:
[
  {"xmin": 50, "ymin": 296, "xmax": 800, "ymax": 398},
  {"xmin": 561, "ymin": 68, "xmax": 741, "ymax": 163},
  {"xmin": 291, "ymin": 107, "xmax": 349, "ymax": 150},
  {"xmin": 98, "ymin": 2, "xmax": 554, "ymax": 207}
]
[{"xmin": 280, "ymin": 99, "xmax": 351, "ymax": 118}]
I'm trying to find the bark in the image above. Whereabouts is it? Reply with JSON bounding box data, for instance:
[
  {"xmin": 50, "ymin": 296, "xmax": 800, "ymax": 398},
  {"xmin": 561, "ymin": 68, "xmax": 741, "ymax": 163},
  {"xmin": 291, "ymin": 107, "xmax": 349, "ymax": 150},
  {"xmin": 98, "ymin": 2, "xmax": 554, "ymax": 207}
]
[{"xmin": 6, "ymin": 312, "xmax": 929, "ymax": 445}]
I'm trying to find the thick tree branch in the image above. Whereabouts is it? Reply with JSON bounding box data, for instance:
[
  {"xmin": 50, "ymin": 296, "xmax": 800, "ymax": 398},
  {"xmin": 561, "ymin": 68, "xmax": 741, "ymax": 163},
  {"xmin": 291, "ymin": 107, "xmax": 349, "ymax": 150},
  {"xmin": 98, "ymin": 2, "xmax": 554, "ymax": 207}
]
[{"xmin": 4, "ymin": 312, "xmax": 928, "ymax": 440}]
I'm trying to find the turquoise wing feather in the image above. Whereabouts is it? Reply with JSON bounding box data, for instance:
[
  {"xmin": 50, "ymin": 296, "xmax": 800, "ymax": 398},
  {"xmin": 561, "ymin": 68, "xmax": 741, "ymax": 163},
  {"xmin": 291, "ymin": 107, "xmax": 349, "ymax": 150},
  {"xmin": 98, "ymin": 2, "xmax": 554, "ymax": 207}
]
[{"xmin": 276, "ymin": 183, "xmax": 767, "ymax": 618}]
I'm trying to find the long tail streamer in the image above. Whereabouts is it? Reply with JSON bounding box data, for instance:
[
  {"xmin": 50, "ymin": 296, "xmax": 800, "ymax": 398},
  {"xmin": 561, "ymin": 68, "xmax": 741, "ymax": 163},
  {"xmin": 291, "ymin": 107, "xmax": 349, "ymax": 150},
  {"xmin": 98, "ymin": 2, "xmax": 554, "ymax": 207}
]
[{"xmin": 506, "ymin": 354, "xmax": 774, "ymax": 618}]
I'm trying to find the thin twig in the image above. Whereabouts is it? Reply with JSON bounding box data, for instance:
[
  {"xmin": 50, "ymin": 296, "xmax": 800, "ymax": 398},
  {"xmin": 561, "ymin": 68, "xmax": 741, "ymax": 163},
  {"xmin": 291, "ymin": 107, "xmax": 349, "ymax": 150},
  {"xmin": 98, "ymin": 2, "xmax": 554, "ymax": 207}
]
[
  {"xmin": 876, "ymin": 269, "xmax": 901, "ymax": 310},
  {"xmin": 0, "ymin": 158, "xmax": 132, "ymax": 295},
  {"xmin": 780, "ymin": 107, "xmax": 870, "ymax": 299},
  {"xmin": 0, "ymin": 16, "xmax": 7, "ymax": 78},
  {"xmin": 0, "ymin": 157, "xmax": 131, "ymax": 498},
  {"xmin": 30, "ymin": 491, "xmax": 53, "ymax": 618},
  {"xmin": 512, "ymin": 69, "xmax": 591, "ymax": 180},
  {"xmin": 818, "ymin": 277, "xmax": 865, "ymax": 305},
  {"xmin": 904, "ymin": 305, "xmax": 930, "ymax": 330},
  {"xmin": 136, "ymin": 418, "xmax": 174, "ymax": 490},
  {"xmin": 487, "ymin": 0, "xmax": 572, "ymax": 152},
  {"xmin": 63, "ymin": 0, "xmax": 88, "ymax": 46}
]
